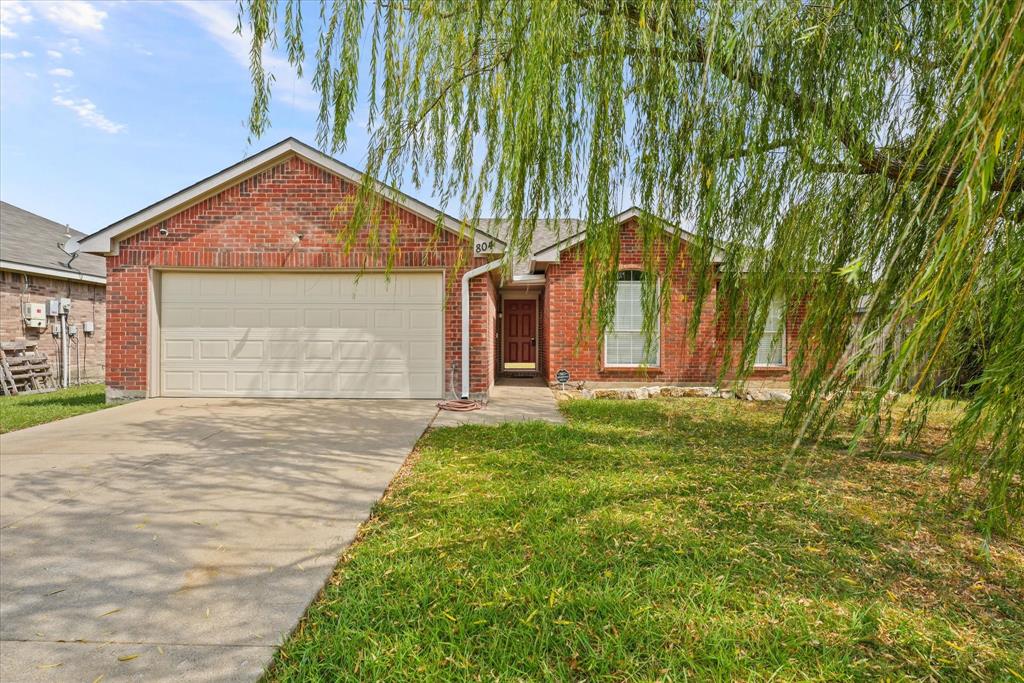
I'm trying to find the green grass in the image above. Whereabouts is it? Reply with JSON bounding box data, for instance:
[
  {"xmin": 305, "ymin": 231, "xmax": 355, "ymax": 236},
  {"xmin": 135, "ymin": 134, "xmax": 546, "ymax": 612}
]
[
  {"xmin": 270, "ymin": 398, "xmax": 1023, "ymax": 682},
  {"xmin": 0, "ymin": 383, "xmax": 108, "ymax": 433}
]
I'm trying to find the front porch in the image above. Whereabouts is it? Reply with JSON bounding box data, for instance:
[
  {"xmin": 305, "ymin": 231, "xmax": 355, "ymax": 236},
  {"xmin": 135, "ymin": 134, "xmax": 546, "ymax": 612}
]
[
  {"xmin": 494, "ymin": 274, "xmax": 546, "ymax": 382},
  {"xmin": 433, "ymin": 376, "xmax": 563, "ymax": 427}
]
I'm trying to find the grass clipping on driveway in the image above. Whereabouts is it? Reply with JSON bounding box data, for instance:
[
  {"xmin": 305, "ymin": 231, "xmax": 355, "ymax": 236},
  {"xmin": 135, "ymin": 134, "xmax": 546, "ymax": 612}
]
[
  {"xmin": 270, "ymin": 399, "xmax": 1023, "ymax": 681},
  {"xmin": 0, "ymin": 384, "xmax": 107, "ymax": 434}
]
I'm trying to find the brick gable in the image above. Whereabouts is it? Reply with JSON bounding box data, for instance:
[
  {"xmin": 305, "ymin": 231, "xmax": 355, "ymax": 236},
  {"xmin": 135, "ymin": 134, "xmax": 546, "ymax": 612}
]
[
  {"xmin": 543, "ymin": 219, "xmax": 804, "ymax": 386},
  {"xmin": 544, "ymin": 220, "xmax": 722, "ymax": 385},
  {"xmin": 106, "ymin": 155, "xmax": 494, "ymax": 398}
]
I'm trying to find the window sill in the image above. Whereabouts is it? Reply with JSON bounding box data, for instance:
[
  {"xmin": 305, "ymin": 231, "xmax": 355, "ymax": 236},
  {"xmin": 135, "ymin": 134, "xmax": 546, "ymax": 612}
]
[
  {"xmin": 601, "ymin": 366, "xmax": 663, "ymax": 373},
  {"xmin": 751, "ymin": 365, "xmax": 789, "ymax": 375}
]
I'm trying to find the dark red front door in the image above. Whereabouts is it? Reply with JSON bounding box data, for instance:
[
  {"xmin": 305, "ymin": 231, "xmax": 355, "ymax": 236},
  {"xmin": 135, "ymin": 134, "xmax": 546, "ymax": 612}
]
[{"xmin": 503, "ymin": 299, "xmax": 536, "ymax": 368}]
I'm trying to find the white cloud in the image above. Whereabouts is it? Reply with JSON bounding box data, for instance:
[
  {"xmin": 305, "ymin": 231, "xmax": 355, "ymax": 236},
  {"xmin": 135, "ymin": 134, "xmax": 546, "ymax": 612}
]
[
  {"xmin": 24, "ymin": 71, "xmax": 38, "ymax": 79},
  {"xmin": 0, "ymin": 1, "xmax": 33, "ymax": 38},
  {"xmin": 38, "ymin": 1, "xmax": 107, "ymax": 33},
  {"xmin": 175, "ymin": 0, "xmax": 317, "ymax": 114},
  {"xmin": 47, "ymin": 50, "xmax": 63, "ymax": 59},
  {"xmin": 0, "ymin": 53, "xmax": 15, "ymax": 61},
  {"xmin": 1, "ymin": 50, "xmax": 33, "ymax": 60},
  {"xmin": 48, "ymin": 67, "xmax": 74, "ymax": 77},
  {"xmin": 54, "ymin": 38, "xmax": 83, "ymax": 55},
  {"xmin": 52, "ymin": 95, "xmax": 124, "ymax": 133}
]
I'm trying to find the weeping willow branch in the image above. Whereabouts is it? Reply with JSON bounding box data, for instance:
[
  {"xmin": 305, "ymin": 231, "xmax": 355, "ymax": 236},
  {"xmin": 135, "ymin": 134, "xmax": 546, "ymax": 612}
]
[{"xmin": 240, "ymin": 0, "xmax": 1024, "ymax": 534}]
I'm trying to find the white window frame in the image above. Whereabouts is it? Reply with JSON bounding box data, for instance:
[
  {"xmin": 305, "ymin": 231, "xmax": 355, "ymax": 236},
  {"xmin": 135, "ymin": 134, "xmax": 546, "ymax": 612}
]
[
  {"xmin": 603, "ymin": 270, "xmax": 661, "ymax": 368},
  {"xmin": 754, "ymin": 297, "xmax": 787, "ymax": 367}
]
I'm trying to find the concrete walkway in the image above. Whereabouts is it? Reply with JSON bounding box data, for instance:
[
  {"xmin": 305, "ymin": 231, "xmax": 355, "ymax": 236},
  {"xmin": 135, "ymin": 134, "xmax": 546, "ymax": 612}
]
[
  {"xmin": 432, "ymin": 382, "xmax": 565, "ymax": 427},
  {"xmin": 0, "ymin": 398, "xmax": 437, "ymax": 682}
]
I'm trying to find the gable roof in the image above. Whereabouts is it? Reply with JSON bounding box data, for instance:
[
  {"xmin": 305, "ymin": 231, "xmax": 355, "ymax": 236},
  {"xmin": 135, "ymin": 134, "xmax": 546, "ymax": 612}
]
[
  {"xmin": 77, "ymin": 138, "xmax": 505, "ymax": 256},
  {"xmin": 0, "ymin": 202, "xmax": 106, "ymax": 283},
  {"xmin": 531, "ymin": 207, "xmax": 725, "ymax": 267},
  {"xmin": 479, "ymin": 218, "xmax": 585, "ymax": 275}
]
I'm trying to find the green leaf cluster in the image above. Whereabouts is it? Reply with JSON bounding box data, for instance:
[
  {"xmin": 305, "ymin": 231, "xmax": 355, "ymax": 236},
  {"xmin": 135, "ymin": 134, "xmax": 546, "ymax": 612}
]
[{"xmin": 241, "ymin": 0, "xmax": 1023, "ymax": 533}]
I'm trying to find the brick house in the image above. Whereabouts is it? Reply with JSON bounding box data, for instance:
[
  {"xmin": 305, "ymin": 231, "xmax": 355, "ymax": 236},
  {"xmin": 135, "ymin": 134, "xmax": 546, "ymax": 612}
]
[
  {"xmin": 1, "ymin": 202, "xmax": 106, "ymax": 381},
  {"xmin": 78, "ymin": 138, "xmax": 801, "ymax": 402}
]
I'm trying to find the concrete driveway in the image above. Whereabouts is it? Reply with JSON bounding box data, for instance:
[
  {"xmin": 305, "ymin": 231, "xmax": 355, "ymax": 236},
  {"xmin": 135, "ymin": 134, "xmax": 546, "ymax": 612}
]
[{"xmin": 0, "ymin": 398, "xmax": 438, "ymax": 682}]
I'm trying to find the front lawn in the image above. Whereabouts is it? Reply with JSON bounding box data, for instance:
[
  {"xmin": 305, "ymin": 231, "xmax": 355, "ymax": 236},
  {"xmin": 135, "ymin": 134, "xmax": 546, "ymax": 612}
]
[
  {"xmin": 271, "ymin": 398, "xmax": 1023, "ymax": 681},
  {"xmin": 0, "ymin": 383, "xmax": 108, "ymax": 433}
]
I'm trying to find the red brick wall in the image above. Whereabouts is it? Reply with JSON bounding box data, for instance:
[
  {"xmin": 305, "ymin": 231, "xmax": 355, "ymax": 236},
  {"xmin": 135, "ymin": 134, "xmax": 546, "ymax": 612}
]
[
  {"xmin": 105, "ymin": 155, "xmax": 493, "ymax": 398},
  {"xmin": 1, "ymin": 270, "xmax": 106, "ymax": 381},
  {"xmin": 544, "ymin": 221, "xmax": 722, "ymax": 385},
  {"xmin": 544, "ymin": 223, "xmax": 809, "ymax": 386},
  {"xmin": 542, "ymin": 220, "xmax": 808, "ymax": 386}
]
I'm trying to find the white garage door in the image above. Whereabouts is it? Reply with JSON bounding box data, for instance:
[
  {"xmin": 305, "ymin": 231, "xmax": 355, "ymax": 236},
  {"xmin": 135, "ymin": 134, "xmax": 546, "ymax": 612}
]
[{"xmin": 158, "ymin": 272, "xmax": 444, "ymax": 398}]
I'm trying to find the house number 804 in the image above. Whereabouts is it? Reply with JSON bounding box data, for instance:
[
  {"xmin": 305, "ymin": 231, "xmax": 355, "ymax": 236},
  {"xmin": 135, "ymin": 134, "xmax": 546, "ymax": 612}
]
[{"xmin": 475, "ymin": 240, "xmax": 495, "ymax": 254}]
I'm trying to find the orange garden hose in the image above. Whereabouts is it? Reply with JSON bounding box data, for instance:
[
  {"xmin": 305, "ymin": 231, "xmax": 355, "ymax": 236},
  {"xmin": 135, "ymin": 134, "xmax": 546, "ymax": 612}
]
[{"xmin": 437, "ymin": 398, "xmax": 483, "ymax": 411}]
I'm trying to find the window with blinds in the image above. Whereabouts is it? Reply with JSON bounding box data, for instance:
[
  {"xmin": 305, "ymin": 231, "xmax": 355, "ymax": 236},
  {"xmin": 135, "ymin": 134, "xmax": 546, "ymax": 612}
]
[
  {"xmin": 755, "ymin": 298, "xmax": 786, "ymax": 366},
  {"xmin": 605, "ymin": 271, "xmax": 659, "ymax": 366}
]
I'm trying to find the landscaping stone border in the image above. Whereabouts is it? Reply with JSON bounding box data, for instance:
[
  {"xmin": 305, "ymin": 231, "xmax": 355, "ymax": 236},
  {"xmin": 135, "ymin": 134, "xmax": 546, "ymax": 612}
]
[{"xmin": 554, "ymin": 386, "xmax": 791, "ymax": 402}]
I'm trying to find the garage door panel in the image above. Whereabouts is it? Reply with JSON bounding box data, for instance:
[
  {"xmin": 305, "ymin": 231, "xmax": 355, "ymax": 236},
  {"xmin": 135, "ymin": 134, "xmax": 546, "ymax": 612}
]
[
  {"xmin": 335, "ymin": 341, "xmax": 368, "ymax": 360},
  {"xmin": 269, "ymin": 278, "xmax": 300, "ymax": 298},
  {"xmin": 340, "ymin": 309, "xmax": 369, "ymax": 328},
  {"xmin": 233, "ymin": 340, "xmax": 264, "ymax": 359},
  {"xmin": 409, "ymin": 309, "xmax": 440, "ymax": 330},
  {"xmin": 163, "ymin": 371, "xmax": 194, "ymax": 391},
  {"xmin": 234, "ymin": 308, "xmax": 267, "ymax": 327},
  {"xmin": 199, "ymin": 277, "xmax": 232, "ymax": 297},
  {"xmin": 304, "ymin": 341, "xmax": 334, "ymax": 360},
  {"xmin": 268, "ymin": 340, "xmax": 300, "ymax": 360},
  {"xmin": 160, "ymin": 272, "xmax": 443, "ymax": 398},
  {"xmin": 161, "ymin": 273, "xmax": 200, "ymax": 299},
  {"xmin": 373, "ymin": 309, "xmax": 404, "ymax": 329},
  {"xmin": 409, "ymin": 340, "xmax": 440, "ymax": 361},
  {"xmin": 198, "ymin": 308, "xmax": 225, "ymax": 327},
  {"xmin": 199, "ymin": 372, "xmax": 229, "ymax": 392},
  {"xmin": 163, "ymin": 340, "xmax": 194, "ymax": 360},
  {"xmin": 303, "ymin": 308, "xmax": 336, "ymax": 328},
  {"xmin": 301, "ymin": 373, "xmax": 336, "ymax": 392},
  {"xmin": 371, "ymin": 341, "xmax": 406, "ymax": 362},
  {"xmin": 234, "ymin": 372, "xmax": 263, "ymax": 391},
  {"xmin": 162, "ymin": 306, "xmax": 197, "ymax": 328},
  {"xmin": 268, "ymin": 308, "xmax": 300, "ymax": 327},
  {"xmin": 233, "ymin": 276, "xmax": 266, "ymax": 298},
  {"xmin": 199, "ymin": 340, "xmax": 230, "ymax": 360},
  {"xmin": 268, "ymin": 372, "xmax": 299, "ymax": 392}
]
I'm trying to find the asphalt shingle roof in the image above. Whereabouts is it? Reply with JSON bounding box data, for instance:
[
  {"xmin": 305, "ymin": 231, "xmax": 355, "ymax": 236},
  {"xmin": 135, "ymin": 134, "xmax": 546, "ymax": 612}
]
[
  {"xmin": 479, "ymin": 218, "xmax": 584, "ymax": 274},
  {"xmin": 0, "ymin": 201, "xmax": 106, "ymax": 280}
]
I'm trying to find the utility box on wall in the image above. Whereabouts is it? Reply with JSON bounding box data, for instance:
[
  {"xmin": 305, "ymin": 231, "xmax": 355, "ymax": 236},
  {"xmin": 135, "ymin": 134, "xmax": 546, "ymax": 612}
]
[{"xmin": 22, "ymin": 303, "xmax": 47, "ymax": 329}]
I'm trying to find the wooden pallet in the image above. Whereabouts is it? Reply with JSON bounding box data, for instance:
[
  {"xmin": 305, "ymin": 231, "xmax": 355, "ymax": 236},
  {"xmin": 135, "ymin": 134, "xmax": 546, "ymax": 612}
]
[{"xmin": 0, "ymin": 340, "xmax": 56, "ymax": 396}]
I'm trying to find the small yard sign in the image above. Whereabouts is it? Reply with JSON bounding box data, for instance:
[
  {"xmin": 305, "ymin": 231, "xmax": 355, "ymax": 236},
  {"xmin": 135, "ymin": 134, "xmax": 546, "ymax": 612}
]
[{"xmin": 555, "ymin": 369, "xmax": 570, "ymax": 389}]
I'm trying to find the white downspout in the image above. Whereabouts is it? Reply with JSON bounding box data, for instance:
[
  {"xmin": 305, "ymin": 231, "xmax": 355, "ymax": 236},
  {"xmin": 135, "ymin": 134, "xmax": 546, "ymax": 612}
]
[{"xmin": 461, "ymin": 258, "xmax": 503, "ymax": 399}]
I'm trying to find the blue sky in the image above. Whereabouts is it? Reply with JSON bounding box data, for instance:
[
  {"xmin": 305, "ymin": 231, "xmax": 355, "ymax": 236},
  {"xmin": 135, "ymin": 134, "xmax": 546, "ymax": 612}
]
[{"xmin": 0, "ymin": 0, "xmax": 388, "ymax": 235}]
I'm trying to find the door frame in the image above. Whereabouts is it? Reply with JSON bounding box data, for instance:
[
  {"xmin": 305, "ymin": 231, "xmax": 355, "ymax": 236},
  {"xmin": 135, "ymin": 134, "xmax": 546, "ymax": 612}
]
[{"xmin": 500, "ymin": 291, "xmax": 540, "ymax": 373}]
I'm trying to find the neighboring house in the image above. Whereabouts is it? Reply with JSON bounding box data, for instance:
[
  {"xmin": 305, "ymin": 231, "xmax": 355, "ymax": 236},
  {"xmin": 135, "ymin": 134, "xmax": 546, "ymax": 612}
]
[
  {"xmin": 78, "ymin": 138, "xmax": 802, "ymax": 402},
  {"xmin": 0, "ymin": 202, "xmax": 106, "ymax": 381}
]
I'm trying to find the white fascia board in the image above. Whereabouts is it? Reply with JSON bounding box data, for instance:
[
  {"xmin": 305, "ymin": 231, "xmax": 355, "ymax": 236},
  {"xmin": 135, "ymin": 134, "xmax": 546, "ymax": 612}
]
[
  {"xmin": 78, "ymin": 138, "xmax": 505, "ymax": 256},
  {"xmin": 510, "ymin": 273, "xmax": 546, "ymax": 283},
  {"xmin": 1, "ymin": 261, "xmax": 106, "ymax": 285}
]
